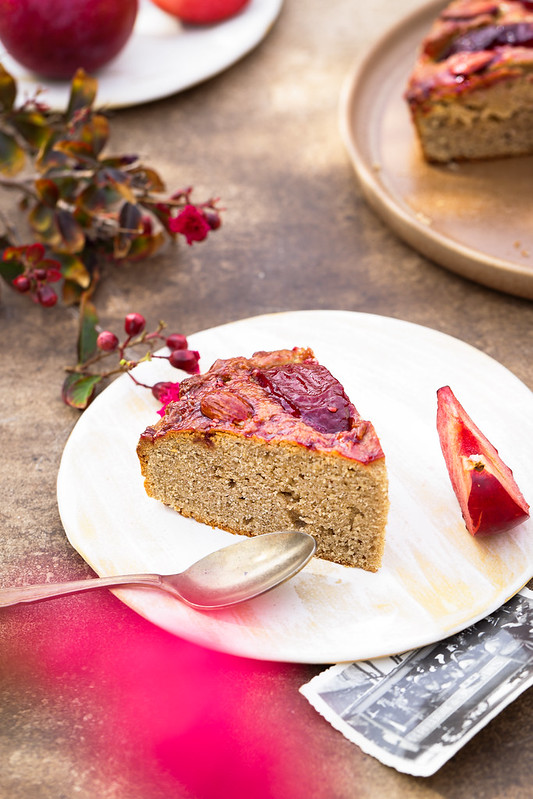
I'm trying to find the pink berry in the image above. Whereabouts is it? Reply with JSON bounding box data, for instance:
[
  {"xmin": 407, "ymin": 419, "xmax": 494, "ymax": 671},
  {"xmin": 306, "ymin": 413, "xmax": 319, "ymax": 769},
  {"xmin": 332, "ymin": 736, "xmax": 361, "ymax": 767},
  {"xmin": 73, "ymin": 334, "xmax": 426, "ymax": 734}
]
[
  {"xmin": 124, "ymin": 312, "xmax": 145, "ymax": 336},
  {"xmin": 12, "ymin": 274, "xmax": 31, "ymax": 292},
  {"xmin": 36, "ymin": 285, "xmax": 57, "ymax": 307},
  {"xmin": 166, "ymin": 333, "xmax": 188, "ymax": 351},
  {"xmin": 97, "ymin": 330, "xmax": 119, "ymax": 351},
  {"xmin": 169, "ymin": 348, "xmax": 200, "ymax": 374}
]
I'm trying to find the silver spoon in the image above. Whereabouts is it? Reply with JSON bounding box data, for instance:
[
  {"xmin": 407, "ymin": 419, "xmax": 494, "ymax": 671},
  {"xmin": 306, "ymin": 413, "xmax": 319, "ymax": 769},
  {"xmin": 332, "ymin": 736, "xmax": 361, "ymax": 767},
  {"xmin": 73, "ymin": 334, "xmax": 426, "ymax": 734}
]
[{"xmin": 0, "ymin": 531, "xmax": 316, "ymax": 610}]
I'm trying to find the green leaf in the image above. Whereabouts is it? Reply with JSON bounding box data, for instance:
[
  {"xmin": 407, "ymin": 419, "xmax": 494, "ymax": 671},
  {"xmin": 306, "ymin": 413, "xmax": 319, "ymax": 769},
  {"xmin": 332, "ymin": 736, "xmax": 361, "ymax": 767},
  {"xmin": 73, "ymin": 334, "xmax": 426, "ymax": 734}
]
[
  {"xmin": 77, "ymin": 296, "xmax": 99, "ymax": 363},
  {"xmin": 53, "ymin": 176, "xmax": 79, "ymax": 203},
  {"xmin": 61, "ymin": 372, "xmax": 102, "ymax": 409},
  {"xmin": 11, "ymin": 110, "xmax": 50, "ymax": 149},
  {"xmin": 67, "ymin": 69, "xmax": 97, "ymax": 119},
  {"xmin": 36, "ymin": 131, "xmax": 70, "ymax": 171},
  {"xmin": 28, "ymin": 203, "xmax": 60, "ymax": 245},
  {"xmin": 77, "ymin": 182, "xmax": 121, "ymax": 213},
  {"xmin": 98, "ymin": 167, "xmax": 135, "ymax": 202},
  {"xmin": 0, "ymin": 130, "xmax": 25, "ymax": 176},
  {"xmin": 125, "ymin": 230, "xmax": 166, "ymax": 261},
  {"xmin": 0, "ymin": 64, "xmax": 16, "ymax": 112},
  {"xmin": 56, "ymin": 253, "xmax": 91, "ymax": 288},
  {"xmin": 0, "ymin": 256, "xmax": 23, "ymax": 284}
]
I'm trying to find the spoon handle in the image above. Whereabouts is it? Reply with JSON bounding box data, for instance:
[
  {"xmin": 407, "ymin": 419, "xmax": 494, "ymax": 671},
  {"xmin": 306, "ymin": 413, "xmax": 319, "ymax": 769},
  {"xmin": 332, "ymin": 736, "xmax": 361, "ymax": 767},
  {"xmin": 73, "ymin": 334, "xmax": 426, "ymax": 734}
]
[{"xmin": 0, "ymin": 574, "xmax": 163, "ymax": 607}]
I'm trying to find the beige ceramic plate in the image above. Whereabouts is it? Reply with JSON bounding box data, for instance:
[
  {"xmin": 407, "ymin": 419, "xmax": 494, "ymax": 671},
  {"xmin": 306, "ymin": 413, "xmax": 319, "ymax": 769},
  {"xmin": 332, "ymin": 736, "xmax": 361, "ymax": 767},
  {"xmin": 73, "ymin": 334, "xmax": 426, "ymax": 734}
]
[
  {"xmin": 340, "ymin": 0, "xmax": 533, "ymax": 300},
  {"xmin": 57, "ymin": 311, "xmax": 533, "ymax": 663}
]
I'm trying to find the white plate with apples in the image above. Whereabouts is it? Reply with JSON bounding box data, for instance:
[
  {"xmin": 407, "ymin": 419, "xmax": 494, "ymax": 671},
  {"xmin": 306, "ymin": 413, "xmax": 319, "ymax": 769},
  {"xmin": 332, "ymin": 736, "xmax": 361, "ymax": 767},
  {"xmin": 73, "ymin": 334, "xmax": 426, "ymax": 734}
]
[
  {"xmin": 0, "ymin": 0, "xmax": 283, "ymax": 111},
  {"xmin": 57, "ymin": 310, "xmax": 533, "ymax": 664}
]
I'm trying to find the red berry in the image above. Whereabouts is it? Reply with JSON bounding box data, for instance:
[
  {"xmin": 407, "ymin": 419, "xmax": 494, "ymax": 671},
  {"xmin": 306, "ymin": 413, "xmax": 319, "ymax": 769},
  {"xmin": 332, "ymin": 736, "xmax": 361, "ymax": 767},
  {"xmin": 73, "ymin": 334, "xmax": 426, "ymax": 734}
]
[
  {"xmin": 36, "ymin": 284, "xmax": 57, "ymax": 307},
  {"xmin": 12, "ymin": 274, "xmax": 31, "ymax": 292},
  {"xmin": 169, "ymin": 348, "xmax": 200, "ymax": 374},
  {"xmin": 97, "ymin": 331, "xmax": 119, "ymax": 351},
  {"xmin": 124, "ymin": 312, "xmax": 145, "ymax": 336},
  {"xmin": 166, "ymin": 333, "xmax": 188, "ymax": 351},
  {"xmin": 33, "ymin": 267, "xmax": 47, "ymax": 281},
  {"xmin": 203, "ymin": 209, "xmax": 221, "ymax": 230}
]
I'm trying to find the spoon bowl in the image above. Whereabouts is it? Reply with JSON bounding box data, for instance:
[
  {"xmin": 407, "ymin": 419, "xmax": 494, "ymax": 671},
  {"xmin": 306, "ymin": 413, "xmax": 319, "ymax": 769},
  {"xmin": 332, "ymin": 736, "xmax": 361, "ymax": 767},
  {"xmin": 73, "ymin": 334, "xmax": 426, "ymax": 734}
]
[{"xmin": 0, "ymin": 531, "xmax": 316, "ymax": 610}]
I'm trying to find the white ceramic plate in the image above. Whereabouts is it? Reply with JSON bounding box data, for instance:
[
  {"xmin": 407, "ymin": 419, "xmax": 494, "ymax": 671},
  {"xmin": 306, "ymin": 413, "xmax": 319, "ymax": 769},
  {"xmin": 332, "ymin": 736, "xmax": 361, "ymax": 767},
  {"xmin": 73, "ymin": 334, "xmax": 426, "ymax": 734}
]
[
  {"xmin": 339, "ymin": 0, "xmax": 533, "ymax": 300},
  {"xmin": 57, "ymin": 311, "xmax": 533, "ymax": 663},
  {"xmin": 3, "ymin": 0, "xmax": 283, "ymax": 111}
]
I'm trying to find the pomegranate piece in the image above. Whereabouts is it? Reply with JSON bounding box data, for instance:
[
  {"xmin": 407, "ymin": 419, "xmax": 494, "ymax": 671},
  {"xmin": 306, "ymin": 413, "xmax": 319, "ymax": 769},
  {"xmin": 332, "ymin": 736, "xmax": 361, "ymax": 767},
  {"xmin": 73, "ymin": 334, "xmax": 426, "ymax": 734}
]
[
  {"xmin": 436, "ymin": 386, "xmax": 529, "ymax": 536},
  {"xmin": 149, "ymin": 0, "xmax": 250, "ymax": 25}
]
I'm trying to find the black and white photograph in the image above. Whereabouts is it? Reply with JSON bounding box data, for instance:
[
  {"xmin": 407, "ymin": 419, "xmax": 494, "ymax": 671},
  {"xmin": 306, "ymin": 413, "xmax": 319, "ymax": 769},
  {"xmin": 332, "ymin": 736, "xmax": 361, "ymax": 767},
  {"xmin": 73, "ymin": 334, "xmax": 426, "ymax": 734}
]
[{"xmin": 302, "ymin": 589, "xmax": 533, "ymax": 776}]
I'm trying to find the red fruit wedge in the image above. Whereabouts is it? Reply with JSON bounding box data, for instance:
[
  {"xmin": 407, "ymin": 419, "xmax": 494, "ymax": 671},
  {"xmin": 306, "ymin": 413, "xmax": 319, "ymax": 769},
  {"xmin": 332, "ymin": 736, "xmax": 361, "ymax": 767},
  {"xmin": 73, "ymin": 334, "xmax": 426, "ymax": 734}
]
[
  {"xmin": 436, "ymin": 385, "xmax": 529, "ymax": 536},
  {"xmin": 150, "ymin": 0, "xmax": 250, "ymax": 25}
]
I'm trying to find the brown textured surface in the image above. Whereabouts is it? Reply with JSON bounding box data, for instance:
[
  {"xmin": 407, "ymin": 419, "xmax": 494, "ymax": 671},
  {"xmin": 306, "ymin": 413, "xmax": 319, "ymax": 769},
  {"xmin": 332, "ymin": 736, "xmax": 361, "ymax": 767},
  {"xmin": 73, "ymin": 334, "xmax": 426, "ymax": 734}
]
[{"xmin": 1, "ymin": 1, "xmax": 533, "ymax": 797}]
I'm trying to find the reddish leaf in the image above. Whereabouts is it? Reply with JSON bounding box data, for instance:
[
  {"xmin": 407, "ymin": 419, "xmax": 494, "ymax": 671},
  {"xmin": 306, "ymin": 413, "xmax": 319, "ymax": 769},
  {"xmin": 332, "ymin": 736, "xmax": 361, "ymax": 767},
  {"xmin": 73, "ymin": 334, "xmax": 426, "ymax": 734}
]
[
  {"xmin": 53, "ymin": 139, "xmax": 96, "ymax": 164},
  {"xmin": 35, "ymin": 178, "xmax": 60, "ymax": 207},
  {"xmin": 25, "ymin": 243, "xmax": 46, "ymax": 264}
]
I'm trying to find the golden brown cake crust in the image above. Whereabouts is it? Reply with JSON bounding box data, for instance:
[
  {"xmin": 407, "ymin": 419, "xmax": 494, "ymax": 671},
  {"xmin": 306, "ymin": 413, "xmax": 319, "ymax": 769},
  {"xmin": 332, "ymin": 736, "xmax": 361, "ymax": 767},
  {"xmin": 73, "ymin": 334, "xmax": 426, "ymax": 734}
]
[
  {"xmin": 405, "ymin": 1, "xmax": 533, "ymax": 162},
  {"xmin": 140, "ymin": 347, "xmax": 384, "ymax": 465}
]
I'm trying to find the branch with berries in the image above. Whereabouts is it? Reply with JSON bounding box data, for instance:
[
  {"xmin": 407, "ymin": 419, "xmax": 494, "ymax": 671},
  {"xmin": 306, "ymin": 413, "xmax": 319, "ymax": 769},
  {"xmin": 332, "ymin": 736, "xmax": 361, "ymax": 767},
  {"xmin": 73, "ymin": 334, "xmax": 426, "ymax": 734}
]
[
  {"xmin": 0, "ymin": 66, "xmax": 221, "ymax": 408},
  {"xmin": 63, "ymin": 310, "xmax": 200, "ymax": 411}
]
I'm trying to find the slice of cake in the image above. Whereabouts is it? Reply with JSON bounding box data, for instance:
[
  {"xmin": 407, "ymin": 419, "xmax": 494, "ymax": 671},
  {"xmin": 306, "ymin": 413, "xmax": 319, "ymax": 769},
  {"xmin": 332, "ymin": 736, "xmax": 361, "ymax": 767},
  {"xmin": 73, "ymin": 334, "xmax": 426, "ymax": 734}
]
[
  {"xmin": 405, "ymin": 0, "xmax": 533, "ymax": 162},
  {"xmin": 137, "ymin": 347, "xmax": 389, "ymax": 572}
]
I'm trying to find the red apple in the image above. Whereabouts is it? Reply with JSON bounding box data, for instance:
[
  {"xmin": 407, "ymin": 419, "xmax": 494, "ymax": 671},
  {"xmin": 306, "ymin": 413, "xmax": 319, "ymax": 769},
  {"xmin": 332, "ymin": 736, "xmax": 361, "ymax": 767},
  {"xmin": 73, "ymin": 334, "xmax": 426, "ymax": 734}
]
[
  {"xmin": 149, "ymin": 0, "xmax": 250, "ymax": 25},
  {"xmin": 0, "ymin": 0, "xmax": 138, "ymax": 80},
  {"xmin": 436, "ymin": 385, "xmax": 529, "ymax": 536}
]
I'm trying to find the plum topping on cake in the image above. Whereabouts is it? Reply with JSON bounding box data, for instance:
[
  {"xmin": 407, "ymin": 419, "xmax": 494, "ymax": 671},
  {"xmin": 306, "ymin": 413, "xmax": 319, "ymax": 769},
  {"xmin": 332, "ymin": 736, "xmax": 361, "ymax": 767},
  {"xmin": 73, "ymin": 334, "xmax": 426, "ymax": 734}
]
[
  {"xmin": 441, "ymin": 22, "xmax": 533, "ymax": 58},
  {"xmin": 253, "ymin": 362, "xmax": 353, "ymax": 434}
]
